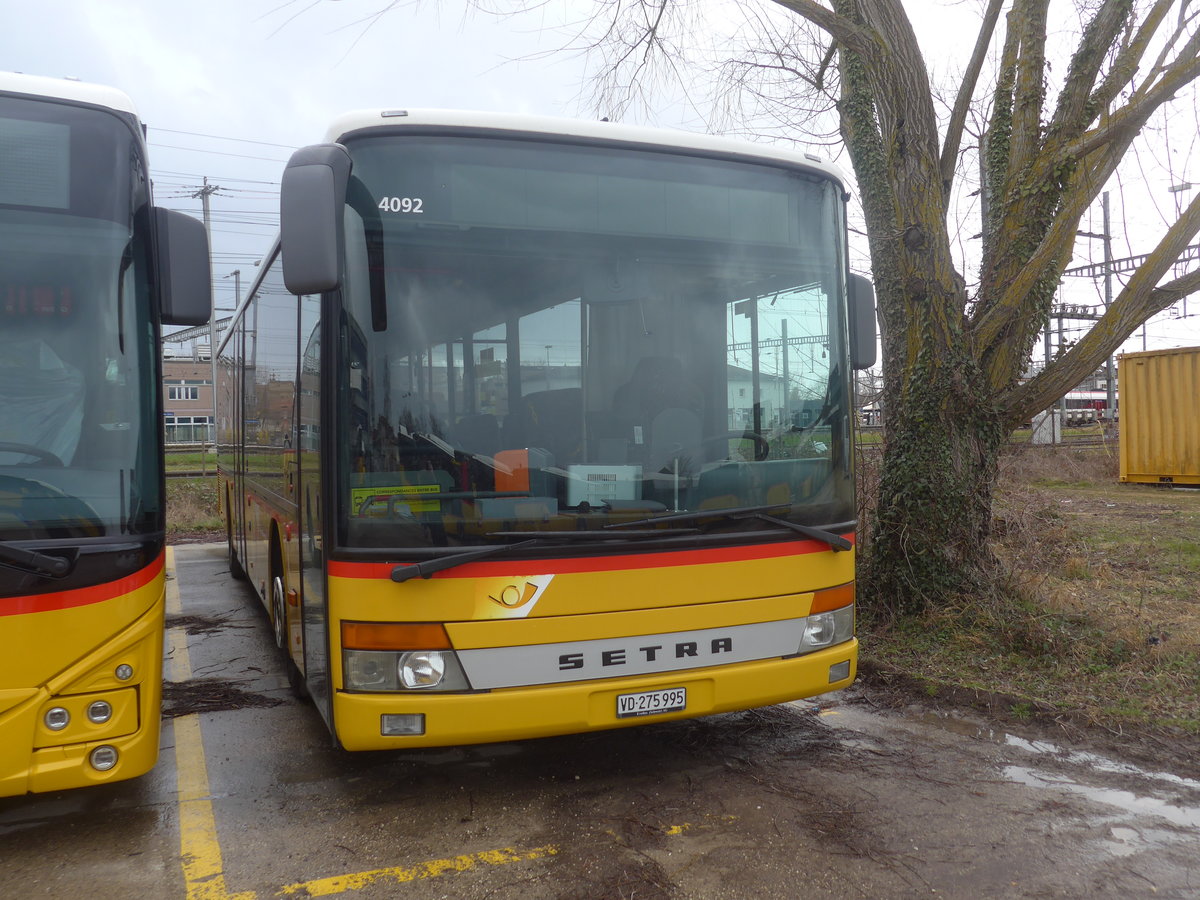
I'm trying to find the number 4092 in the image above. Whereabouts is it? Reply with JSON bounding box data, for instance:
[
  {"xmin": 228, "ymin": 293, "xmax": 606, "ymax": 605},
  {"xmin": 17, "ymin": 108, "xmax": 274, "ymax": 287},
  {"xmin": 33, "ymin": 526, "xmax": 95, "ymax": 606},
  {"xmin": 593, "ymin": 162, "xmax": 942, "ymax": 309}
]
[{"xmin": 378, "ymin": 196, "xmax": 424, "ymax": 213}]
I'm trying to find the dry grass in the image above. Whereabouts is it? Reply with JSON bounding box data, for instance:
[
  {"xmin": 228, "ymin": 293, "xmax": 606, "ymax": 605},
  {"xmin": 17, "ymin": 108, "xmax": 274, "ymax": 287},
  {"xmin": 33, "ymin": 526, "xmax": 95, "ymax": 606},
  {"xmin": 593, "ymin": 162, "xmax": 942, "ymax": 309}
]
[
  {"xmin": 860, "ymin": 440, "xmax": 1200, "ymax": 739},
  {"xmin": 166, "ymin": 477, "xmax": 222, "ymax": 536}
]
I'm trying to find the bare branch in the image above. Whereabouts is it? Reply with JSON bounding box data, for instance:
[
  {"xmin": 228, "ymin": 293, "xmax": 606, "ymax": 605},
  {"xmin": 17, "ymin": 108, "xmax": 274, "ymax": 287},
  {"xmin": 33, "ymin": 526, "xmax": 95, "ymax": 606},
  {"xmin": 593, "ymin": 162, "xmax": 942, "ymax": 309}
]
[
  {"xmin": 1087, "ymin": 0, "xmax": 1177, "ymax": 117},
  {"xmin": 1049, "ymin": 0, "xmax": 1140, "ymax": 137},
  {"xmin": 1006, "ymin": 188, "xmax": 1200, "ymax": 421},
  {"xmin": 767, "ymin": 0, "xmax": 878, "ymax": 56},
  {"xmin": 939, "ymin": 0, "xmax": 1005, "ymax": 199},
  {"xmin": 1065, "ymin": 27, "xmax": 1200, "ymax": 161},
  {"xmin": 1008, "ymin": 0, "xmax": 1051, "ymax": 179}
]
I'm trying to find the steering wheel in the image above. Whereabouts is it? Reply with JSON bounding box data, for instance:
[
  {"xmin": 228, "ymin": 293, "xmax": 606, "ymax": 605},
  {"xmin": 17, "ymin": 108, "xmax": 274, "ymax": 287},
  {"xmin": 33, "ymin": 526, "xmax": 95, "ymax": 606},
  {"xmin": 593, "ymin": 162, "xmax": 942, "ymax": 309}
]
[
  {"xmin": 0, "ymin": 442, "xmax": 64, "ymax": 467},
  {"xmin": 0, "ymin": 474, "xmax": 104, "ymax": 537},
  {"xmin": 703, "ymin": 431, "xmax": 770, "ymax": 462}
]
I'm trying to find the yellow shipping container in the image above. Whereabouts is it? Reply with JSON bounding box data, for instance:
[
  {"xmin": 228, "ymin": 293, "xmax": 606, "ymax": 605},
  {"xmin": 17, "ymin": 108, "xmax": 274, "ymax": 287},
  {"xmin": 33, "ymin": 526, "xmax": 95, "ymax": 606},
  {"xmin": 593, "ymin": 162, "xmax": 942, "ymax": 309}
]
[{"xmin": 1118, "ymin": 346, "xmax": 1200, "ymax": 485}]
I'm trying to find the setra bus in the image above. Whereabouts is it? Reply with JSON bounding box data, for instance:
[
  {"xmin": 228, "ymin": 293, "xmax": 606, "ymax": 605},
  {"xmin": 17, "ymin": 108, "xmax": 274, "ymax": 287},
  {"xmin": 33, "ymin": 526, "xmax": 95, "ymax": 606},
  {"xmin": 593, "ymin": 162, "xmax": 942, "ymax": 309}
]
[
  {"xmin": 218, "ymin": 109, "xmax": 875, "ymax": 750},
  {"xmin": 0, "ymin": 72, "xmax": 210, "ymax": 795}
]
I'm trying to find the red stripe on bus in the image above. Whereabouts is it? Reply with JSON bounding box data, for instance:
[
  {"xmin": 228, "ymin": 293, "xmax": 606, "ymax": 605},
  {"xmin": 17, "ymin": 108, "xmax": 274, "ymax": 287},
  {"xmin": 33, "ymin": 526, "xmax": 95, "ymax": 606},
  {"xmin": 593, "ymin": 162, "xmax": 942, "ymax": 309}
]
[
  {"xmin": 327, "ymin": 536, "xmax": 853, "ymax": 580},
  {"xmin": 0, "ymin": 554, "xmax": 164, "ymax": 616}
]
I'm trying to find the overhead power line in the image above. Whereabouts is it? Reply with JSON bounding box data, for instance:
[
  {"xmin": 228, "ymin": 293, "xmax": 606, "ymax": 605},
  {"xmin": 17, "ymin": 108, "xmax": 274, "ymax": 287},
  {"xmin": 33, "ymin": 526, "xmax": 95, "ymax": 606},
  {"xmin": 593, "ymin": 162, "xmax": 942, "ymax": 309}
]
[
  {"xmin": 149, "ymin": 142, "xmax": 290, "ymax": 163},
  {"xmin": 148, "ymin": 126, "xmax": 298, "ymax": 150}
]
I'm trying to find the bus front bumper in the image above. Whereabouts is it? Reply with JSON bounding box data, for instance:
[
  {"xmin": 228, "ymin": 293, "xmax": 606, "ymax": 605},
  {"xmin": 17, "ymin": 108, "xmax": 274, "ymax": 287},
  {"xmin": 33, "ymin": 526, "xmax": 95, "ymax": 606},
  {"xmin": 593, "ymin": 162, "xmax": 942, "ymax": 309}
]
[{"xmin": 331, "ymin": 639, "xmax": 856, "ymax": 751}]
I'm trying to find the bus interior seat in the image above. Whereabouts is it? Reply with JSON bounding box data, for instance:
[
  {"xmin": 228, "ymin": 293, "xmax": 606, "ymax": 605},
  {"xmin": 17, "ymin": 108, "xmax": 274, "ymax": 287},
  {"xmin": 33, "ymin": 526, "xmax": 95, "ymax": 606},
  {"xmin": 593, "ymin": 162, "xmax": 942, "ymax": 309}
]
[
  {"xmin": 453, "ymin": 412, "xmax": 500, "ymax": 456},
  {"xmin": 646, "ymin": 406, "xmax": 703, "ymax": 475},
  {"xmin": 612, "ymin": 356, "xmax": 706, "ymax": 469},
  {"xmin": 612, "ymin": 356, "xmax": 705, "ymax": 424},
  {"xmin": 692, "ymin": 462, "xmax": 751, "ymax": 509},
  {"xmin": 500, "ymin": 388, "xmax": 582, "ymax": 465}
]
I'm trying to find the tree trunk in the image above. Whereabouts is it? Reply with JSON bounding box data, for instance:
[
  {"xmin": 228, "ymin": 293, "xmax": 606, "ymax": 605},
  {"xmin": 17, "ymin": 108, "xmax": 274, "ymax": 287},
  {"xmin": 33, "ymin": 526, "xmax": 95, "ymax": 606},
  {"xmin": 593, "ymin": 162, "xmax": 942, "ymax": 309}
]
[{"xmin": 863, "ymin": 352, "xmax": 1006, "ymax": 615}]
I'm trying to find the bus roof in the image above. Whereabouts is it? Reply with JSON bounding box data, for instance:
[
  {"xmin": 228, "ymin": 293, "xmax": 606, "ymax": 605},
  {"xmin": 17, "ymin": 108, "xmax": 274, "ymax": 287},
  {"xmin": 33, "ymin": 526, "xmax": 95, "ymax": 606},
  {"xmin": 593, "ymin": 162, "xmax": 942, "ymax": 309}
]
[
  {"xmin": 324, "ymin": 108, "xmax": 849, "ymax": 191},
  {"xmin": 0, "ymin": 71, "xmax": 138, "ymax": 116}
]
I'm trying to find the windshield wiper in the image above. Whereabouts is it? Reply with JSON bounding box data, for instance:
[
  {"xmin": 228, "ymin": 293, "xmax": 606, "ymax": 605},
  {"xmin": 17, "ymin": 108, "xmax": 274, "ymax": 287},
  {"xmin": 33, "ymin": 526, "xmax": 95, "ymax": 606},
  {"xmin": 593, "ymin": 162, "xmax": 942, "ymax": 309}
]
[
  {"xmin": 739, "ymin": 513, "xmax": 853, "ymax": 552},
  {"xmin": 605, "ymin": 503, "xmax": 852, "ymax": 552},
  {"xmin": 0, "ymin": 542, "xmax": 69, "ymax": 578},
  {"xmin": 392, "ymin": 540, "xmax": 541, "ymax": 582},
  {"xmin": 391, "ymin": 528, "xmax": 701, "ymax": 583}
]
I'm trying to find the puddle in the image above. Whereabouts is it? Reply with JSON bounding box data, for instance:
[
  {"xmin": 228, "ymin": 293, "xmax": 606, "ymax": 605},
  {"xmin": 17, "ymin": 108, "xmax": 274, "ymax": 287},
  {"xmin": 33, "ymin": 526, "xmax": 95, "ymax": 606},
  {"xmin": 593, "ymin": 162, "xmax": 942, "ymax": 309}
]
[
  {"xmin": 1003, "ymin": 765, "xmax": 1200, "ymax": 830},
  {"xmin": 1004, "ymin": 734, "xmax": 1200, "ymax": 791},
  {"xmin": 914, "ymin": 709, "xmax": 1200, "ymax": 793},
  {"xmin": 914, "ymin": 710, "xmax": 1008, "ymax": 744}
]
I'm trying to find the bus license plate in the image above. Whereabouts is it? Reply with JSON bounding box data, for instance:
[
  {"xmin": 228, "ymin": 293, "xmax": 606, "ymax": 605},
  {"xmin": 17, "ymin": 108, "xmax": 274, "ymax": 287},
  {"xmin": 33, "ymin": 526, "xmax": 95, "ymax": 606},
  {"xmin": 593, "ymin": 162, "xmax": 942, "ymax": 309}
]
[{"xmin": 616, "ymin": 687, "xmax": 686, "ymax": 718}]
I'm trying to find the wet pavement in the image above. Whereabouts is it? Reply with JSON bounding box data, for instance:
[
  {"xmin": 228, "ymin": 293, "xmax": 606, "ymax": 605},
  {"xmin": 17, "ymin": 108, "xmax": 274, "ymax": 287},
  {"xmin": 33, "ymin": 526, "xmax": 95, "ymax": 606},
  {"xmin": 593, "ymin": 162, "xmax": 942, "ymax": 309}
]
[{"xmin": 1, "ymin": 542, "xmax": 1197, "ymax": 898}]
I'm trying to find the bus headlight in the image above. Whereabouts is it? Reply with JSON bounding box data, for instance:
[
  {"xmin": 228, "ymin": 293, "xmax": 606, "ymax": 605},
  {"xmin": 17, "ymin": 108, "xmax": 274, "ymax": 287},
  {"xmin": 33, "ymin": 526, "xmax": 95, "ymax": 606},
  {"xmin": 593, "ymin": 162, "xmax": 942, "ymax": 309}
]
[
  {"xmin": 345, "ymin": 650, "xmax": 392, "ymax": 690},
  {"xmin": 44, "ymin": 707, "xmax": 70, "ymax": 731},
  {"xmin": 90, "ymin": 746, "xmax": 119, "ymax": 771},
  {"xmin": 399, "ymin": 651, "xmax": 446, "ymax": 688},
  {"xmin": 797, "ymin": 605, "xmax": 855, "ymax": 652},
  {"xmin": 343, "ymin": 648, "xmax": 471, "ymax": 692}
]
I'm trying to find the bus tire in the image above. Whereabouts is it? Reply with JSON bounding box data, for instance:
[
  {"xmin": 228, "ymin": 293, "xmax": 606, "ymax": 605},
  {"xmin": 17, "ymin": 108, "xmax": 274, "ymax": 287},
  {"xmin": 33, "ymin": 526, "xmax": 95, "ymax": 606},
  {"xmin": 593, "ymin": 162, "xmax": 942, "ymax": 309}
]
[
  {"xmin": 270, "ymin": 544, "xmax": 310, "ymax": 700},
  {"xmin": 271, "ymin": 575, "xmax": 287, "ymax": 650},
  {"xmin": 228, "ymin": 542, "xmax": 247, "ymax": 581}
]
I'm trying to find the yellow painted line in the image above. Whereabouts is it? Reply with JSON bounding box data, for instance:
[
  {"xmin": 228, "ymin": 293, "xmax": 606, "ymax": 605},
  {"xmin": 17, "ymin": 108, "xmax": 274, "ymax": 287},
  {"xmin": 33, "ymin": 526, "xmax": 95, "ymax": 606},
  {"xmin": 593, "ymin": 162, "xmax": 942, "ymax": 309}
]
[
  {"xmin": 275, "ymin": 845, "xmax": 559, "ymax": 897},
  {"xmin": 163, "ymin": 548, "xmax": 556, "ymax": 899},
  {"xmin": 604, "ymin": 814, "xmax": 738, "ymax": 843},
  {"xmin": 167, "ymin": 548, "xmax": 256, "ymax": 900},
  {"xmin": 175, "ymin": 716, "xmax": 256, "ymax": 900},
  {"xmin": 664, "ymin": 815, "xmax": 738, "ymax": 836},
  {"xmin": 166, "ymin": 547, "xmax": 182, "ymax": 616}
]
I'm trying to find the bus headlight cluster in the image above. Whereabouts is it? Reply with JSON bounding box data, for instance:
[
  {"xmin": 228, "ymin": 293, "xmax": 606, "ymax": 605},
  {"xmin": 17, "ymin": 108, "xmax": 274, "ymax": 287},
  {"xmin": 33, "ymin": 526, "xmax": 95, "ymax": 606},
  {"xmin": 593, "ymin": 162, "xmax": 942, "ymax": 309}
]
[
  {"xmin": 344, "ymin": 649, "xmax": 471, "ymax": 692},
  {"xmin": 89, "ymin": 746, "xmax": 119, "ymax": 772},
  {"xmin": 44, "ymin": 707, "xmax": 70, "ymax": 731},
  {"xmin": 796, "ymin": 605, "xmax": 855, "ymax": 653}
]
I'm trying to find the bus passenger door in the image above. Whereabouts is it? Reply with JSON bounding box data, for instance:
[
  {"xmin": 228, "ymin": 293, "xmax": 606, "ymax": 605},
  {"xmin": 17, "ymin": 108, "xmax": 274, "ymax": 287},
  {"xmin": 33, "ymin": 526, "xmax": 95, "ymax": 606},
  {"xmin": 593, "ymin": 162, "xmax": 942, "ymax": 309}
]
[
  {"xmin": 297, "ymin": 292, "xmax": 332, "ymax": 726},
  {"xmin": 218, "ymin": 318, "xmax": 247, "ymax": 573}
]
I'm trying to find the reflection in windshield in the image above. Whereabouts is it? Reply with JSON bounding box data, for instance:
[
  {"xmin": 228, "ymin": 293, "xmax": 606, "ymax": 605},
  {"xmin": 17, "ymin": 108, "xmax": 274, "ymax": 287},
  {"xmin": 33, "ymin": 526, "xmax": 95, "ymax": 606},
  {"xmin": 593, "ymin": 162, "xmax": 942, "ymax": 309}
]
[
  {"xmin": 0, "ymin": 98, "xmax": 159, "ymax": 543},
  {"xmin": 334, "ymin": 137, "xmax": 853, "ymax": 549}
]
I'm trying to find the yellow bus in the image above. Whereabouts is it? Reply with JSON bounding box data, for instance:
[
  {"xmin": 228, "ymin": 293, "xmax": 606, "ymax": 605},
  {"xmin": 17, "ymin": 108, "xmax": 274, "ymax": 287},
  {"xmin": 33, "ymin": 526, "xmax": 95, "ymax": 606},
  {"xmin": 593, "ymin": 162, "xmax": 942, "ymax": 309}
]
[
  {"xmin": 0, "ymin": 72, "xmax": 210, "ymax": 795},
  {"xmin": 218, "ymin": 109, "xmax": 875, "ymax": 750}
]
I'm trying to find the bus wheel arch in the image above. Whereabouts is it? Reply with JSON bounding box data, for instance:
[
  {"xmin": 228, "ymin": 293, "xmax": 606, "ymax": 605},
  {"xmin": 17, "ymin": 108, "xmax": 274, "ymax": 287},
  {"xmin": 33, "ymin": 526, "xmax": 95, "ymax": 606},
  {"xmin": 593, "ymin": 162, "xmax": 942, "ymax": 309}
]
[{"xmin": 269, "ymin": 524, "xmax": 310, "ymax": 699}]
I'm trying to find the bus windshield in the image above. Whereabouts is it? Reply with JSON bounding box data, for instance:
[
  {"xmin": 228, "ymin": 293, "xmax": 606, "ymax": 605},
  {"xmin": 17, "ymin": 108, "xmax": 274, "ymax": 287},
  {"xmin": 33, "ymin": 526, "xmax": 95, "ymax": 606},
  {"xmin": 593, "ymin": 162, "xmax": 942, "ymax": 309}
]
[
  {"xmin": 0, "ymin": 97, "xmax": 160, "ymax": 542},
  {"xmin": 334, "ymin": 135, "xmax": 852, "ymax": 550}
]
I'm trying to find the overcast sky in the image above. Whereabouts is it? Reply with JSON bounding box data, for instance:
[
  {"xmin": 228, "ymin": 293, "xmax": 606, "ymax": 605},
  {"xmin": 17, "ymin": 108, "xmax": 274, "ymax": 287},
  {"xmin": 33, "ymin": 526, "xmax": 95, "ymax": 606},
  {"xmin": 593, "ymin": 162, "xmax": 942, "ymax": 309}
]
[{"xmin": 4, "ymin": 0, "xmax": 1197, "ymax": 356}]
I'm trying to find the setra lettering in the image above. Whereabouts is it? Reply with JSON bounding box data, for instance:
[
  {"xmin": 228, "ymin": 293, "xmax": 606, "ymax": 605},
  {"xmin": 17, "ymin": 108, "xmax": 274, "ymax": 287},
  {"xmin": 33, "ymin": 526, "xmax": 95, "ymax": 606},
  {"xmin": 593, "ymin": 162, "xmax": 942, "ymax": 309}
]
[{"xmin": 557, "ymin": 637, "xmax": 733, "ymax": 671}]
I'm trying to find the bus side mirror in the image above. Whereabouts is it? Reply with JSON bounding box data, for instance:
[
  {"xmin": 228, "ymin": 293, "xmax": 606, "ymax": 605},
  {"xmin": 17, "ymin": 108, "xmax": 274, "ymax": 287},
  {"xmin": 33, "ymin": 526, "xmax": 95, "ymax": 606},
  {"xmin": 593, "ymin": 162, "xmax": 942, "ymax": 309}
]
[
  {"xmin": 848, "ymin": 273, "xmax": 877, "ymax": 371},
  {"xmin": 154, "ymin": 208, "xmax": 211, "ymax": 326},
  {"xmin": 280, "ymin": 143, "xmax": 352, "ymax": 296}
]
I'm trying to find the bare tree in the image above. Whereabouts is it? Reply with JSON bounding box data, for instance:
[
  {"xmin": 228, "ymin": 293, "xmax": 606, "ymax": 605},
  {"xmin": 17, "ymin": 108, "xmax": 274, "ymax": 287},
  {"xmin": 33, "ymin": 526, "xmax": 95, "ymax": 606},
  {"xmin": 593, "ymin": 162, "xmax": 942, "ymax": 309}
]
[
  {"xmin": 542, "ymin": 0, "xmax": 1200, "ymax": 614},
  {"xmin": 323, "ymin": 0, "xmax": 1200, "ymax": 614}
]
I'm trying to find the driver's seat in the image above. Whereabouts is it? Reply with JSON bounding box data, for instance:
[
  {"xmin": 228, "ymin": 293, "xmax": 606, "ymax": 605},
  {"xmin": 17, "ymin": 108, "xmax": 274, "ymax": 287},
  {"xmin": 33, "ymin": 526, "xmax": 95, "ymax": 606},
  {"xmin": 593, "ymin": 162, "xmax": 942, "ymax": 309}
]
[
  {"xmin": 0, "ymin": 338, "xmax": 84, "ymax": 466},
  {"xmin": 612, "ymin": 356, "xmax": 706, "ymax": 472}
]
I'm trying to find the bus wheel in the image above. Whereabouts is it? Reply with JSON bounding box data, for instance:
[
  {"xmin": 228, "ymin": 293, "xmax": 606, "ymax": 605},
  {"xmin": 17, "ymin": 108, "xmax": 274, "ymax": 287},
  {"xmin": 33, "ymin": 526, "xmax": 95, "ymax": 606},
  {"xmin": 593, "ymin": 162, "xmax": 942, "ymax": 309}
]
[
  {"xmin": 271, "ymin": 575, "xmax": 286, "ymax": 650},
  {"xmin": 226, "ymin": 498, "xmax": 247, "ymax": 581},
  {"xmin": 228, "ymin": 542, "xmax": 247, "ymax": 581},
  {"xmin": 286, "ymin": 653, "xmax": 310, "ymax": 700}
]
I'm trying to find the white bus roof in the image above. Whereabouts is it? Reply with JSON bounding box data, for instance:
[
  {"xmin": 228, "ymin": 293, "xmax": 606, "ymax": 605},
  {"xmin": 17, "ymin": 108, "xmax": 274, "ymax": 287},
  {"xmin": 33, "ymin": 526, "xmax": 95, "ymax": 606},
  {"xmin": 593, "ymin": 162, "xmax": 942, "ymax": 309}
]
[
  {"xmin": 0, "ymin": 71, "xmax": 138, "ymax": 116},
  {"xmin": 323, "ymin": 108, "xmax": 848, "ymax": 190}
]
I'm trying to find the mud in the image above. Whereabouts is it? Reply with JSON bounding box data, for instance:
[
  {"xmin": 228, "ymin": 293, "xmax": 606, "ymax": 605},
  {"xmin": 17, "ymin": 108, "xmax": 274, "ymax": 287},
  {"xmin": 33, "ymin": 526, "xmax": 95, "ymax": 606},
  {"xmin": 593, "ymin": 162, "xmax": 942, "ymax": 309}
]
[{"xmin": 161, "ymin": 678, "xmax": 284, "ymax": 718}]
